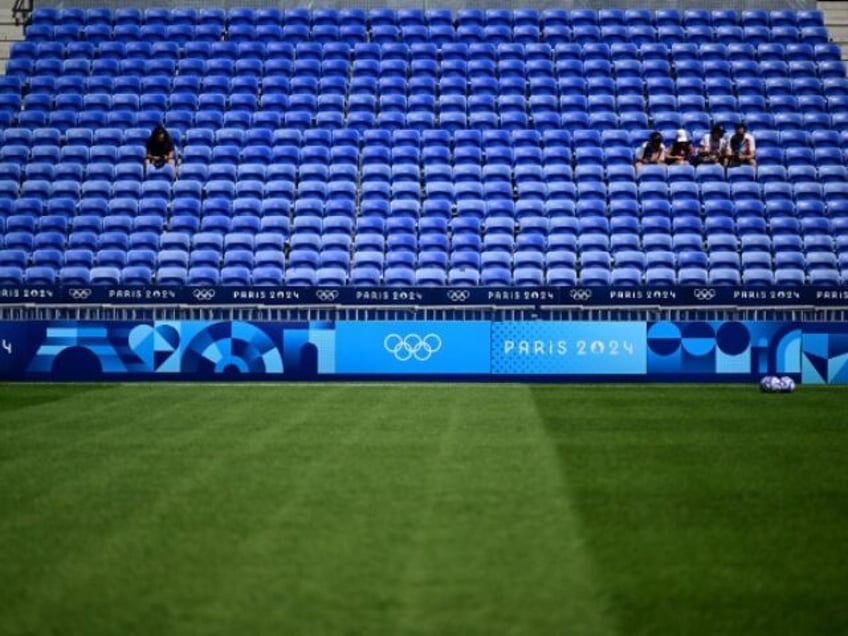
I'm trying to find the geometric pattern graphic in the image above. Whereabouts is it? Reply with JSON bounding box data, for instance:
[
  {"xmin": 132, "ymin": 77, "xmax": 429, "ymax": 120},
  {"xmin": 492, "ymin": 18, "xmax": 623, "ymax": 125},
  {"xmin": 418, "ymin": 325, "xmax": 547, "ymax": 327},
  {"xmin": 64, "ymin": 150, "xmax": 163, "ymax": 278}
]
[
  {"xmin": 802, "ymin": 326, "xmax": 848, "ymax": 385},
  {"xmin": 282, "ymin": 321, "xmax": 336, "ymax": 375},
  {"xmin": 128, "ymin": 322, "xmax": 178, "ymax": 371},
  {"xmin": 27, "ymin": 321, "xmax": 149, "ymax": 375},
  {"xmin": 646, "ymin": 321, "xmax": 801, "ymax": 378},
  {"xmin": 180, "ymin": 321, "xmax": 283, "ymax": 375},
  {"xmin": 13, "ymin": 321, "xmax": 335, "ymax": 379}
]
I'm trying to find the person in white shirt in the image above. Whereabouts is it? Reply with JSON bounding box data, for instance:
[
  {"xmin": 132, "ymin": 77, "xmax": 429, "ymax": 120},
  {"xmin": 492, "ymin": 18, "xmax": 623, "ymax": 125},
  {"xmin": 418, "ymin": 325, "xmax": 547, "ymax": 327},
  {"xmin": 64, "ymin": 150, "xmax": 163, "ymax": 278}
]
[
  {"xmin": 698, "ymin": 124, "xmax": 726, "ymax": 165},
  {"xmin": 724, "ymin": 122, "xmax": 756, "ymax": 169},
  {"xmin": 666, "ymin": 129, "xmax": 697, "ymax": 165},
  {"xmin": 634, "ymin": 131, "xmax": 666, "ymax": 174}
]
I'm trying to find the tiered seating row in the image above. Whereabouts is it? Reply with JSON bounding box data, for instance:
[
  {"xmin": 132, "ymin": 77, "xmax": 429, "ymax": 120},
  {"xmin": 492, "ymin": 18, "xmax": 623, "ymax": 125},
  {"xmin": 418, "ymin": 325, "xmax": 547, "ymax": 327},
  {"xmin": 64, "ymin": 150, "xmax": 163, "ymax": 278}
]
[
  {"xmin": 1, "ymin": 128, "xmax": 847, "ymax": 287},
  {"xmin": 4, "ymin": 38, "xmax": 847, "ymax": 134},
  {"xmin": 21, "ymin": 7, "xmax": 833, "ymax": 49}
]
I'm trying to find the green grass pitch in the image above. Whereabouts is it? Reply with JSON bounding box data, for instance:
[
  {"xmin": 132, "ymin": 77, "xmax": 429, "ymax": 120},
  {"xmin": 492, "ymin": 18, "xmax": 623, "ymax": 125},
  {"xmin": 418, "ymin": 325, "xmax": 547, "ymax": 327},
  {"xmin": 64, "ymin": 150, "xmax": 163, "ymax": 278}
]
[{"xmin": 1, "ymin": 383, "xmax": 847, "ymax": 636}]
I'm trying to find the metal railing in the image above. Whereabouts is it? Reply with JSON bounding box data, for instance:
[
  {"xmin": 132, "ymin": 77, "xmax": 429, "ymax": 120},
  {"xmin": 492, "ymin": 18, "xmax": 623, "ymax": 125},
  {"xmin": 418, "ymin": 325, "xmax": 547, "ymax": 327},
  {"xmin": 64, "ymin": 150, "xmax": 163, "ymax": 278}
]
[{"xmin": 1, "ymin": 302, "xmax": 845, "ymax": 322}]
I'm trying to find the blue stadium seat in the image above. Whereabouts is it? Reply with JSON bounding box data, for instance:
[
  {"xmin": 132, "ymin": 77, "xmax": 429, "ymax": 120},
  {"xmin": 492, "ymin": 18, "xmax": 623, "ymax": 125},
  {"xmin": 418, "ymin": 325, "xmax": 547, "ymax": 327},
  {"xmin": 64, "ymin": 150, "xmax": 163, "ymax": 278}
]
[
  {"xmin": 4, "ymin": 10, "xmax": 847, "ymax": 291},
  {"xmin": 0, "ymin": 266, "xmax": 25, "ymax": 285}
]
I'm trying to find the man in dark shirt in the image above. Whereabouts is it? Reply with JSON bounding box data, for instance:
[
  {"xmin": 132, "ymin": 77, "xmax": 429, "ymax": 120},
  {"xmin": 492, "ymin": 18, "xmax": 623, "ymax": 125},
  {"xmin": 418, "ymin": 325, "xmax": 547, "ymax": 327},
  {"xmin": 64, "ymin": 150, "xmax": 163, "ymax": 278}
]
[
  {"xmin": 698, "ymin": 124, "xmax": 726, "ymax": 165},
  {"xmin": 724, "ymin": 122, "xmax": 756, "ymax": 169},
  {"xmin": 145, "ymin": 124, "xmax": 176, "ymax": 171}
]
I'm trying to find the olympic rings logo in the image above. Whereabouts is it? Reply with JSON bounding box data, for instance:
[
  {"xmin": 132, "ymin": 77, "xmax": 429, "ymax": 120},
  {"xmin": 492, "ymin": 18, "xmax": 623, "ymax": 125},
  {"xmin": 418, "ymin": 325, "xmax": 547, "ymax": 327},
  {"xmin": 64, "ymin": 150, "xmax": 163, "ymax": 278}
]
[
  {"xmin": 192, "ymin": 288, "xmax": 217, "ymax": 302},
  {"xmin": 446, "ymin": 289, "xmax": 471, "ymax": 302},
  {"xmin": 569, "ymin": 289, "xmax": 593, "ymax": 302},
  {"xmin": 68, "ymin": 288, "xmax": 92, "ymax": 300},
  {"xmin": 693, "ymin": 288, "xmax": 717, "ymax": 301},
  {"xmin": 383, "ymin": 333, "xmax": 443, "ymax": 362},
  {"xmin": 315, "ymin": 289, "xmax": 340, "ymax": 302}
]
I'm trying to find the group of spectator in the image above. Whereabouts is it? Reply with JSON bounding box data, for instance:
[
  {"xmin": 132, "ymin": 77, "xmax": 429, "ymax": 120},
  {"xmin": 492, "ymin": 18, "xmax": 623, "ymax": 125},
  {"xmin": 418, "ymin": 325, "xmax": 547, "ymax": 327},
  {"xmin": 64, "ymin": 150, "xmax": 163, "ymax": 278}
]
[
  {"xmin": 635, "ymin": 122, "xmax": 756, "ymax": 173},
  {"xmin": 144, "ymin": 120, "xmax": 758, "ymax": 182}
]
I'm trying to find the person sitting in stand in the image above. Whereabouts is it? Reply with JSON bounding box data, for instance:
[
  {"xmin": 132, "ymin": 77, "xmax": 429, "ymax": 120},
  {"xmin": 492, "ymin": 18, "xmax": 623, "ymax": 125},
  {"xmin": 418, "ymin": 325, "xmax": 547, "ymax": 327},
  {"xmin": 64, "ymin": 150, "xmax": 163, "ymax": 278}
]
[
  {"xmin": 145, "ymin": 124, "xmax": 176, "ymax": 172},
  {"xmin": 698, "ymin": 124, "xmax": 726, "ymax": 165},
  {"xmin": 724, "ymin": 122, "xmax": 756, "ymax": 170},
  {"xmin": 634, "ymin": 131, "xmax": 666, "ymax": 174},
  {"xmin": 666, "ymin": 129, "xmax": 697, "ymax": 165}
]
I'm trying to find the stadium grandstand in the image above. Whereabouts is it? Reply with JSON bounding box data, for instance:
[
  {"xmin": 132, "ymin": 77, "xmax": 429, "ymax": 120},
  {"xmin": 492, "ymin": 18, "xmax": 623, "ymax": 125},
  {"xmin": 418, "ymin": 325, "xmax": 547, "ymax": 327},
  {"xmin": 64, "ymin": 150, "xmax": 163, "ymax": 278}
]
[{"xmin": 0, "ymin": 0, "xmax": 846, "ymax": 382}]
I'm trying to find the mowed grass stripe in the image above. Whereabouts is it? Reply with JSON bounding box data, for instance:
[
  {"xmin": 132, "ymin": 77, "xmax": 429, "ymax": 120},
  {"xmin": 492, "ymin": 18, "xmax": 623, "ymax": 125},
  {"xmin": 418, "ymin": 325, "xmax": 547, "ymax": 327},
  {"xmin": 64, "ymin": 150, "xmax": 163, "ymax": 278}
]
[
  {"xmin": 0, "ymin": 384, "xmax": 172, "ymax": 522},
  {"xmin": 3, "ymin": 384, "xmax": 846, "ymax": 635},
  {"xmin": 0, "ymin": 386, "xmax": 347, "ymax": 635},
  {"xmin": 534, "ymin": 385, "xmax": 848, "ymax": 636},
  {"xmin": 180, "ymin": 385, "xmax": 422, "ymax": 636},
  {"xmin": 185, "ymin": 385, "xmax": 612, "ymax": 635},
  {"xmin": 388, "ymin": 385, "xmax": 615, "ymax": 636},
  {"xmin": 0, "ymin": 385, "xmax": 609, "ymax": 636}
]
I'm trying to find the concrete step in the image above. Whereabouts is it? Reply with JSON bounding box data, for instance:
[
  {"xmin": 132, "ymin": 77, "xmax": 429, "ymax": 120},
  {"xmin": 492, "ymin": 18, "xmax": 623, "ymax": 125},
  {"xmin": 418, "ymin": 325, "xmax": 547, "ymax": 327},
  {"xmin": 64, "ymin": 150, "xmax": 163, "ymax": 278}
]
[
  {"xmin": 0, "ymin": 12, "xmax": 24, "ymax": 65},
  {"xmin": 0, "ymin": 23, "xmax": 23, "ymax": 39},
  {"xmin": 821, "ymin": 1, "xmax": 848, "ymax": 61},
  {"xmin": 820, "ymin": 4, "xmax": 848, "ymax": 29},
  {"xmin": 820, "ymin": 2, "xmax": 848, "ymax": 20},
  {"xmin": 823, "ymin": 13, "xmax": 848, "ymax": 27},
  {"xmin": 827, "ymin": 26, "xmax": 848, "ymax": 41}
]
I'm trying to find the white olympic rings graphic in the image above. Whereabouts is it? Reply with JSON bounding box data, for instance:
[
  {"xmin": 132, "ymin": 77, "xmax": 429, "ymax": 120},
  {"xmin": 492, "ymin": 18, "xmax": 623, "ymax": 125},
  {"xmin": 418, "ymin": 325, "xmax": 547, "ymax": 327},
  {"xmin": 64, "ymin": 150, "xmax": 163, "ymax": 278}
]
[
  {"xmin": 68, "ymin": 288, "xmax": 92, "ymax": 300},
  {"xmin": 569, "ymin": 289, "xmax": 593, "ymax": 302},
  {"xmin": 383, "ymin": 333, "xmax": 443, "ymax": 362},
  {"xmin": 693, "ymin": 288, "xmax": 717, "ymax": 301},
  {"xmin": 446, "ymin": 289, "xmax": 471, "ymax": 302},
  {"xmin": 315, "ymin": 289, "xmax": 340, "ymax": 302},
  {"xmin": 192, "ymin": 288, "xmax": 217, "ymax": 302}
]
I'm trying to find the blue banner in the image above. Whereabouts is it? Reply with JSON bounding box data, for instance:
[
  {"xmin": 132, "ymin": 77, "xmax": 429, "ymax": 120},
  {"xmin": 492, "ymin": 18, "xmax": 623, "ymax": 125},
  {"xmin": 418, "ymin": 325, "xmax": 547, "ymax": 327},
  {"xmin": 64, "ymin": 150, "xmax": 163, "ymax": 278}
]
[
  {"xmin": 0, "ymin": 320, "xmax": 335, "ymax": 380},
  {"xmin": 0, "ymin": 319, "xmax": 840, "ymax": 383},
  {"xmin": 335, "ymin": 321, "xmax": 491, "ymax": 374},
  {"xmin": 645, "ymin": 321, "xmax": 802, "ymax": 380},
  {"xmin": 1, "ymin": 285, "xmax": 847, "ymax": 308},
  {"xmin": 802, "ymin": 324, "xmax": 848, "ymax": 385},
  {"xmin": 491, "ymin": 321, "xmax": 647, "ymax": 375},
  {"xmin": 0, "ymin": 322, "xmax": 31, "ymax": 376}
]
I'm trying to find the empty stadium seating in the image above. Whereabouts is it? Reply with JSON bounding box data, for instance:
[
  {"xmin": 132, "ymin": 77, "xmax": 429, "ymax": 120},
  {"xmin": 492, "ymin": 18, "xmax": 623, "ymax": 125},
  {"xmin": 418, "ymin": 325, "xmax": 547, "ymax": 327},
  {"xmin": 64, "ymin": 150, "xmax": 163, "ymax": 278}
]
[{"xmin": 0, "ymin": 8, "xmax": 847, "ymax": 287}]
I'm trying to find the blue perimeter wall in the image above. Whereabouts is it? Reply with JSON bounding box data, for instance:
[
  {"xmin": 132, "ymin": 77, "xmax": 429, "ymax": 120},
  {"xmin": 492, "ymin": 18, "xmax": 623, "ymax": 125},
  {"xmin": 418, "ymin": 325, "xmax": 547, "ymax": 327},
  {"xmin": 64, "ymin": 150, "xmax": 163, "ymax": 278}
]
[{"xmin": 2, "ymin": 319, "xmax": 847, "ymax": 384}]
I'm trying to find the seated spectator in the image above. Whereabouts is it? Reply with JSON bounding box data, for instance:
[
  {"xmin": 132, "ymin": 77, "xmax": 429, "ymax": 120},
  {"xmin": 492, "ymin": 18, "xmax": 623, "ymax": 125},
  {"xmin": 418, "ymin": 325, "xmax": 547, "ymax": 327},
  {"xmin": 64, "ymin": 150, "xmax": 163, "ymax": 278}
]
[
  {"xmin": 635, "ymin": 131, "xmax": 666, "ymax": 173},
  {"xmin": 666, "ymin": 129, "xmax": 697, "ymax": 165},
  {"xmin": 698, "ymin": 124, "xmax": 726, "ymax": 165},
  {"xmin": 145, "ymin": 124, "xmax": 176, "ymax": 171},
  {"xmin": 724, "ymin": 122, "xmax": 756, "ymax": 169}
]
